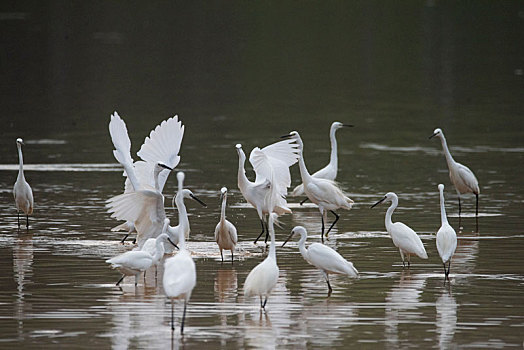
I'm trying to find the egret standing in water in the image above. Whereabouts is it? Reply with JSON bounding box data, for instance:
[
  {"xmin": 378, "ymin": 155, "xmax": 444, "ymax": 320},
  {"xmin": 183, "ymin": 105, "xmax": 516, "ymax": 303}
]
[
  {"xmin": 282, "ymin": 226, "xmax": 358, "ymax": 295},
  {"xmin": 430, "ymin": 128, "xmax": 480, "ymax": 224},
  {"xmin": 243, "ymin": 213, "xmax": 279, "ymax": 309},
  {"xmin": 371, "ymin": 192, "xmax": 428, "ymax": 267},
  {"xmin": 163, "ymin": 229, "xmax": 196, "ymax": 334},
  {"xmin": 283, "ymin": 131, "xmax": 353, "ymax": 240},
  {"xmin": 13, "ymin": 138, "xmax": 33, "ymax": 229},
  {"xmin": 214, "ymin": 187, "xmax": 238, "ymax": 262},
  {"xmin": 291, "ymin": 122, "xmax": 353, "ymax": 199},
  {"xmin": 235, "ymin": 140, "xmax": 299, "ymax": 244},
  {"xmin": 141, "ymin": 218, "xmax": 176, "ymax": 280},
  {"xmin": 436, "ymin": 184, "xmax": 457, "ymax": 280}
]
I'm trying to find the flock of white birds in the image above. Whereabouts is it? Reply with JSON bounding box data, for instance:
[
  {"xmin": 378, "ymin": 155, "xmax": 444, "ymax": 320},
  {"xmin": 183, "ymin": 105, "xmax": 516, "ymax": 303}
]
[{"xmin": 12, "ymin": 113, "xmax": 480, "ymax": 335}]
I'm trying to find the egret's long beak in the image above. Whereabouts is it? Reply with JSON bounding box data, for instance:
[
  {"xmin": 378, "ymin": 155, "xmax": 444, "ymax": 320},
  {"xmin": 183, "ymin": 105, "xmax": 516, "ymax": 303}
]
[
  {"xmin": 371, "ymin": 196, "xmax": 387, "ymax": 208},
  {"xmin": 159, "ymin": 163, "xmax": 173, "ymax": 171},
  {"xmin": 280, "ymin": 134, "xmax": 292, "ymax": 139},
  {"xmin": 342, "ymin": 124, "xmax": 354, "ymax": 128},
  {"xmin": 190, "ymin": 194, "xmax": 207, "ymax": 207},
  {"xmin": 219, "ymin": 192, "xmax": 224, "ymax": 205},
  {"xmin": 167, "ymin": 237, "xmax": 179, "ymax": 250},
  {"xmin": 429, "ymin": 132, "xmax": 439, "ymax": 139},
  {"xmin": 282, "ymin": 231, "xmax": 295, "ymax": 247}
]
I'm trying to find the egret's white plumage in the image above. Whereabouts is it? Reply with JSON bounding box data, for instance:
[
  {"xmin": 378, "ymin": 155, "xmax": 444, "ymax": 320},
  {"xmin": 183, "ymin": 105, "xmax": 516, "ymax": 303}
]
[
  {"xmin": 291, "ymin": 122, "xmax": 352, "ymax": 196},
  {"xmin": 430, "ymin": 128, "xmax": 480, "ymax": 219},
  {"xmin": 371, "ymin": 192, "xmax": 428, "ymax": 267},
  {"xmin": 108, "ymin": 112, "xmax": 184, "ymax": 242},
  {"xmin": 235, "ymin": 140, "xmax": 299, "ymax": 243},
  {"xmin": 284, "ymin": 131, "xmax": 353, "ymax": 239},
  {"xmin": 436, "ymin": 184, "xmax": 457, "ymax": 280},
  {"xmin": 243, "ymin": 213, "xmax": 279, "ymax": 309},
  {"xmin": 282, "ymin": 226, "xmax": 358, "ymax": 293},
  {"xmin": 163, "ymin": 228, "xmax": 196, "ymax": 334},
  {"xmin": 106, "ymin": 233, "xmax": 173, "ymax": 286},
  {"xmin": 13, "ymin": 138, "xmax": 33, "ymax": 229},
  {"xmin": 214, "ymin": 187, "xmax": 238, "ymax": 262},
  {"xmin": 141, "ymin": 218, "xmax": 174, "ymax": 278}
]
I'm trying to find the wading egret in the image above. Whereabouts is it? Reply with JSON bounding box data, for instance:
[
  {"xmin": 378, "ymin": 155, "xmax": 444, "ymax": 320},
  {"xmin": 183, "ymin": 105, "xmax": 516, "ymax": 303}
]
[
  {"xmin": 282, "ymin": 131, "xmax": 353, "ymax": 240},
  {"xmin": 106, "ymin": 172, "xmax": 206, "ymax": 248},
  {"xmin": 243, "ymin": 213, "xmax": 279, "ymax": 309},
  {"xmin": 214, "ymin": 187, "xmax": 238, "ymax": 262},
  {"xmin": 291, "ymin": 122, "xmax": 353, "ymax": 198},
  {"xmin": 13, "ymin": 138, "xmax": 33, "ymax": 229},
  {"xmin": 282, "ymin": 226, "xmax": 358, "ymax": 294},
  {"xmin": 141, "ymin": 218, "xmax": 177, "ymax": 279},
  {"xmin": 371, "ymin": 192, "xmax": 428, "ymax": 267},
  {"xmin": 106, "ymin": 233, "xmax": 175, "ymax": 286},
  {"xmin": 163, "ymin": 229, "xmax": 196, "ymax": 334},
  {"xmin": 108, "ymin": 111, "xmax": 184, "ymax": 242},
  {"xmin": 235, "ymin": 140, "xmax": 299, "ymax": 244},
  {"xmin": 429, "ymin": 128, "xmax": 480, "ymax": 221},
  {"xmin": 436, "ymin": 184, "xmax": 457, "ymax": 280}
]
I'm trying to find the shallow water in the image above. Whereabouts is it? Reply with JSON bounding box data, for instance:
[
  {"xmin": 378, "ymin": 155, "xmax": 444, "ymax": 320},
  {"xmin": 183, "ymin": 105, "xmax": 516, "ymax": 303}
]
[{"xmin": 1, "ymin": 2, "xmax": 524, "ymax": 349}]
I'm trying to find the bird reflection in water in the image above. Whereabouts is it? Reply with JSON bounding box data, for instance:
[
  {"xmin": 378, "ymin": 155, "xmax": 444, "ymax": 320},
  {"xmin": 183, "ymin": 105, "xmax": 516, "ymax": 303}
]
[
  {"xmin": 13, "ymin": 232, "xmax": 33, "ymax": 340},
  {"xmin": 436, "ymin": 288, "xmax": 457, "ymax": 348}
]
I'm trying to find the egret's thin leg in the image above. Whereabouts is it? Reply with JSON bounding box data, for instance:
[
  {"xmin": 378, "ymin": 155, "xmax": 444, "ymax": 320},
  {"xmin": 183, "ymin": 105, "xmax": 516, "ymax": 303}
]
[
  {"xmin": 132, "ymin": 238, "xmax": 136, "ymax": 244},
  {"xmin": 260, "ymin": 296, "xmax": 263, "ymax": 309},
  {"xmin": 325, "ymin": 210, "xmax": 340, "ymax": 236},
  {"xmin": 116, "ymin": 275, "xmax": 125, "ymax": 286},
  {"xmin": 155, "ymin": 265, "xmax": 158, "ymax": 283},
  {"xmin": 264, "ymin": 229, "xmax": 269, "ymax": 244},
  {"xmin": 407, "ymin": 254, "xmax": 411, "ymax": 268},
  {"xmin": 326, "ymin": 276, "xmax": 332, "ymax": 293},
  {"xmin": 231, "ymin": 250, "xmax": 234, "ymax": 264},
  {"xmin": 442, "ymin": 263, "xmax": 447, "ymax": 278},
  {"xmin": 476, "ymin": 194, "xmax": 479, "ymax": 231},
  {"xmin": 300, "ymin": 198, "xmax": 308, "ymax": 205},
  {"xmin": 120, "ymin": 234, "xmax": 129, "ymax": 244},
  {"xmin": 26, "ymin": 215, "xmax": 29, "ymax": 229},
  {"xmin": 321, "ymin": 215, "xmax": 325, "ymax": 240},
  {"xmin": 253, "ymin": 219, "xmax": 266, "ymax": 244},
  {"xmin": 17, "ymin": 211, "xmax": 20, "ymax": 228},
  {"xmin": 262, "ymin": 297, "xmax": 268, "ymax": 309},
  {"xmin": 458, "ymin": 196, "xmax": 461, "ymax": 218},
  {"xmin": 447, "ymin": 260, "xmax": 452, "ymax": 279},
  {"xmin": 135, "ymin": 273, "xmax": 139, "ymax": 286},
  {"xmin": 220, "ymin": 250, "xmax": 224, "ymax": 262},
  {"xmin": 399, "ymin": 249, "xmax": 405, "ymax": 268},
  {"xmin": 171, "ymin": 300, "xmax": 175, "ymax": 331},
  {"xmin": 181, "ymin": 300, "xmax": 187, "ymax": 335}
]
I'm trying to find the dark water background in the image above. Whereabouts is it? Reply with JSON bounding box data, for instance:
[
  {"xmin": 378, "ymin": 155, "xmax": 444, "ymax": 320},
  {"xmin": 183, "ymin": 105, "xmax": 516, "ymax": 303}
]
[{"xmin": 0, "ymin": 2, "xmax": 523, "ymax": 349}]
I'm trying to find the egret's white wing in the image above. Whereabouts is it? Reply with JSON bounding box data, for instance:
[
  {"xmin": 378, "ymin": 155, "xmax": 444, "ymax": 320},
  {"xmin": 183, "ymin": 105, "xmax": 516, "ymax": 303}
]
[
  {"xmin": 391, "ymin": 222, "xmax": 428, "ymax": 259},
  {"xmin": 249, "ymin": 139, "xmax": 299, "ymax": 188},
  {"xmin": 106, "ymin": 189, "xmax": 166, "ymax": 248},
  {"xmin": 307, "ymin": 243, "xmax": 358, "ymax": 277},
  {"xmin": 305, "ymin": 179, "xmax": 353, "ymax": 209},
  {"xmin": 109, "ymin": 112, "xmax": 140, "ymax": 190},
  {"xmin": 137, "ymin": 115, "xmax": 184, "ymax": 191},
  {"xmin": 457, "ymin": 163, "xmax": 479, "ymax": 194}
]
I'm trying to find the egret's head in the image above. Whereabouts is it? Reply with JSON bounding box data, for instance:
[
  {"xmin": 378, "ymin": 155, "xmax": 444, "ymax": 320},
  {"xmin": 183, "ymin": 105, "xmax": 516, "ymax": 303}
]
[
  {"xmin": 332, "ymin": 122, "xmax": 354, "ymax": 130},
  {"xmin": 429, "ymin": 128, "xmax": 442, "ymax": 139},
  {"xmin": 281, "ymin": 131, "xmax": 299, "ymax": 140},
  {"xmin": 235, "ymin": 143, "xmax": 242, "ymax": 150},
  {"xmin": 16, "ymin": 138, "xmax": 24, "ymax": 145},
  {"xmin": 163, "ymin": 218, "xmax": 171, "ymax": 229},
  {"xmin": 438, "ymin": 184, "xmax": 444, "ymax": 192},
  {"xmin": 371, "ymin": 192, "xmax": 397, "ymax": 208},
  {"xmin": 177, "ymin": 171, "xmax": 185, "ymax": 183},
  {"xmin": 220, "ymin": 187, "xmax": 227, "ymax": 194},
  {"xmin": 282, "ymin": 226, "xmax": 307, "ymax": 247},
  {"xmin": 182, "ymin": 189, "xmax": 207, "ymax": 207}
]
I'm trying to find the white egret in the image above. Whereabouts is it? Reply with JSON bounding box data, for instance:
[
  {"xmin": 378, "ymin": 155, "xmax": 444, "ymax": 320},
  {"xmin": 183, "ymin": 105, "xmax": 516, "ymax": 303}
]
[
  {"xmin": 141, "ymin": 218, "xmax": 177, "ymax": 279},
  {"xmin": 163, "ymin": 229, "xmax": 196, "ymax": 334},
  {"xmin": 235, "ymin": 140, "xmax": 299, "ymax": 244},
  {"xmin": 108, "ymin": 111, "xmax": 184, "ymax": 243},
  {"xmin": 291, "ymin": 122, "xmax": 353, "ymax": 198},
  {"xmin": 243, "ymin": 213, "xmax": 279, "ymax": 309},
  {"xmin": 13, "ymin": 138, "xmax": 33, "ymax": 229},
  {"xmin": 214, "ymin": 187, "xmax": 238, "ymax": 262},
  {"xmin": 436, "ymin": 184, "xmax": 457, "ymax": 280},
  {"xmin": 430, "ymin": 128, "xmax": 480, "ymax": 220},
  {"xmin": 283, "ymin": 131, "xmax": 354, "ymax": 240},
  {"xmin": 371, "ymin": 192, "xmax": 428, "ymax": 267},
  {"xmin": 282, "ymin": 226, "xmax": 358, "ymax": 294},
  {"xmin": 106, "ymin": 233, "xmax": 175, "ymax": 286},
  {"xmin": 106, "ymin": 172, "xmax": 206, "ymax": 248}
]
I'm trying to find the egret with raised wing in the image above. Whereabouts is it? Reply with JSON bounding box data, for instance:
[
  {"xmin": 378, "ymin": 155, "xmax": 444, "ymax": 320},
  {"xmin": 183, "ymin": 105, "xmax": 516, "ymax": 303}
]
[
  {"xmin": 371, "ymin": 192, "xmax": 428, "ymax": 267},
  {"xmin": 436, "ymin": 184, "xmax": 457, "ymax": 280},
  {"xmin": 13, "ymin": 138, "xmax": 33, "ymax": 229},
  {"xmin": 214, "ymin": 187, "xmax": 238, "ymax": 262},
  {"xmin": 282, "ymin": 226, "xmax": 358, "ymax": 295}
]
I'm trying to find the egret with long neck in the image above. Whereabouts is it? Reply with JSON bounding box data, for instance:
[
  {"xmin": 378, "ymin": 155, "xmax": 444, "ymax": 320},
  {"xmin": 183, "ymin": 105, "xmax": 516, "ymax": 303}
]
[
  {"xmin": 13, "ymin": 138, "xmax": 33, "ymax": 229},
  {"xmin": 214, "ymin": 187, "xmax": 238, "ymax": 262},
  {"xmin": 436, "ymin": 184, "xmax": 457, "ymax": 280}
]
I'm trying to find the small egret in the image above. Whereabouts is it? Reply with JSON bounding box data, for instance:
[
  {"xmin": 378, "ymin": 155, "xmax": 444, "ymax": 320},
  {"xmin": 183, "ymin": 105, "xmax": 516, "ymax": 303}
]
[
  {"xmin": 141, "ymin": 218, "xmax": 177, "ymax": 279},
  {"xmin": 13, "ymin": 138, "xmax": 33, "ymax": 229},
  {"xmin": 282, "ymin": 226, "xmax": 358, "ymax": 294},
  {"xmin": 214, "ymin": 187, "xmax": 238, "ymax": 262},
  {"xmin": 106, "ymin": 172, "xmax": 206, "ymax": 248},
  {"xmin": 371, "ymin": 192, "xmax": 428, "ymax": 267},
  {"xmin": 436, "ymin": 184, "xmax": 457, "ymax": 280},
  {"xmin": 106, "ymin": 233, "xmax": 175, "ymax": 286},
  {"xmin": 108, "ymin": 112, "xmax": 184, "ymax": 242},
  {"xmin": 163, "ymin": 229, "xmax": 196, "ymax": 334},
  {"xmin": 429, "ymin": 128, "xmax": 480, "ymax": 220},
  {"xmin": 283, "ymin": 131, "xmax": 353, "ymax": 240},
  {"xmin": 235, "ymin": 140, "xmax": 299, "ymax": 244},
  {"xmin": 243, "ymin": 213, "xmax": 279, "ymax": 309},
  {"xmin": 291, "ymin": 122, "xmax": 353, "ymax": 198}
]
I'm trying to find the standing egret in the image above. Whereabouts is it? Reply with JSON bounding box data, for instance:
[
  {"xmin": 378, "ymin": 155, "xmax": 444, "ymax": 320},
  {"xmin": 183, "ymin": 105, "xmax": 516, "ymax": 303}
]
[
  {"xmin": 108, "ymin": 111, "xmax": 184, "ymax": 243},
  {"xmin": 371, "ymin": 192, "xmax": 428, "ymax": 267},
  {"xmin": 214, "ymin": 187, "xmax": 238, "ymax": 262},
  {"xmin": 163, "ymin": 229, "xmax": 196, "ymax": 334},
  {"xmin": 291, "ymin": 122, "xmax": 353, "ymax": 198},
  {"xmin": 429, "ymin": 128, "xmax": 480, "ymax": 222},
  {"xmin": 235, "ymin": 140, "xmax": 299, "ymax": 244},
  {"xmin": 436, "ymin": 184, "xmax": 457, "ymax": 280},
  {"xmin": 141, "ymin": 218, "xmax": 177, "ymax": 280},
  {"xmin": 282, "ymin": 131, "xmax": 353, "ymax": 240},
  {"xmin": 13, "ymin": 138, "xmax": 33, "ymax": 229},
  {"xmin": 243, "ymin": 213, "xmax": 279, "ymax": 309},
  {"xmin": 282, "ymin": 226, "xmax": 358, "ymax": 295},
  {"xmin": 106, "ymin": 172, "xmax": 206, "ymax": 248},
  {"xmin": 106, "ymin": 233, "xmax": 175, "ymax": 286}
]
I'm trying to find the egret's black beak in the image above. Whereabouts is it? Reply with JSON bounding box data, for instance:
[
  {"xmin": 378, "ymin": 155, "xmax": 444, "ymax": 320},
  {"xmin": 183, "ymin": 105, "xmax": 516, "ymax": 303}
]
[
  {"xmin": 371, "ymin": 196, "xmax": 387, "ymax": 208},
  {"xmin": 429, "ymin": 132, "xmax": 439, "ymax": 139},
  {"xmin": 190, "ymin": 194, "xmax": 207, "ymax": 207},
  {"xmin": 219, "ymin": 192, "xmax": 225, "ymax": 205},
  {"xmin": 167, "ymin": 237, "xmax": 179, "ymax": 250},
  {"xmin": 282, "ymin": 231, "xmax": 295, "ymax": 247},
  {"xmin": 342, "ymin": 124, "xmax": 354, "ymax": 128},
  {"xmin": 159, "ymin": 163, "xmax": 173, "ymax": 171},
  {"xmin": 280, "ymin": 134, "xmax": 292, "ymax": 139}
]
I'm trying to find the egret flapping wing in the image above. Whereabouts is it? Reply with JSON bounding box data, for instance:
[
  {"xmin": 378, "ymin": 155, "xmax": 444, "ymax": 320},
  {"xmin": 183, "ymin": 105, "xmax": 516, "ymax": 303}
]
[
  {"xmin": 249, "ymin": 139, "xmax": 299, "ymax": 188},
  {"xmin": 109, "ymin": 112, "xmax": 140, "ymax": 190}
]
